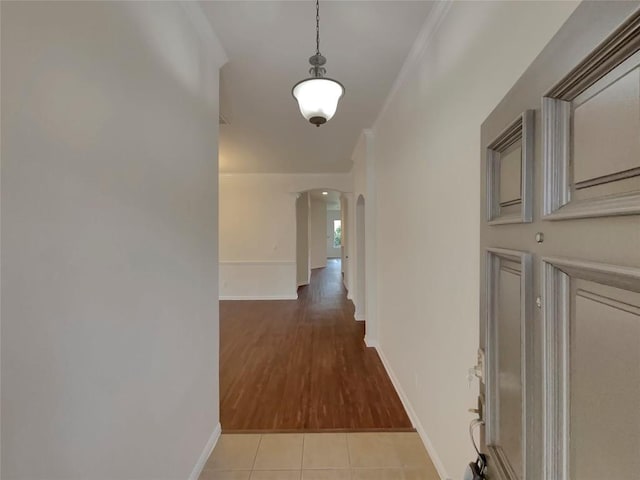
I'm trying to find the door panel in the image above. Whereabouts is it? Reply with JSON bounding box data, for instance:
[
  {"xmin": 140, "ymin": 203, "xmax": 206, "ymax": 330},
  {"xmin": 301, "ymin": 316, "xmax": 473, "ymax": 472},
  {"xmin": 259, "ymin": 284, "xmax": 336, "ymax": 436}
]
[
  {"xmin": 543, "ymin": 258, "xmax": 640, "ymax": 480},
  {"xmin": 572, "ymin": 63, "xmax": 640, "ymax": 185},
  {"xmin": 479, "ymin": 3, "xmax": 640, "ymax": 480},
  {"xmin": 499, "ymin": 142, "xmax": 523, "ymax": 209},
  {"xmin": 497, "ymin": 267, "xmax": 522, "ymax": 475},
  {"xmin": 543, "ymin": 37, "xmax": 640, "ymax": 219},
  {"xmin": 572, "ymin": 283, "xmax": 640, "ymax": 480},
  {"xmin": 486, "ymin": 111, "xmax": 534, "ymax": 225},
  {"xmin": 485, "ymin": 248, "xmax": 532, "ymax": 479}
]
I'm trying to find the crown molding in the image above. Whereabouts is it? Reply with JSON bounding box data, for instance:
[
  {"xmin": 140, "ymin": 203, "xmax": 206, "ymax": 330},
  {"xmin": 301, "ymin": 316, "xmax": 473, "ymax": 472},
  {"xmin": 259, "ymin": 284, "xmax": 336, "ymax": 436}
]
[
  {"xmin": 372, "ymin": 1, "xmax": 452, "ymax": 132},
  {"xmin": 180, "ymin": 1, "xmax": 228, "ymax": 67}
]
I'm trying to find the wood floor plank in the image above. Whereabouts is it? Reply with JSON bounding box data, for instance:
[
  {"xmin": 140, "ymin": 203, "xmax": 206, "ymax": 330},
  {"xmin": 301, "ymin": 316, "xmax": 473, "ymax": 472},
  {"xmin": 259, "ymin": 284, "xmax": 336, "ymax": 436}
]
[{"xmin": 220, "ymin": 259, "xmax": 413, "ymax": 432}]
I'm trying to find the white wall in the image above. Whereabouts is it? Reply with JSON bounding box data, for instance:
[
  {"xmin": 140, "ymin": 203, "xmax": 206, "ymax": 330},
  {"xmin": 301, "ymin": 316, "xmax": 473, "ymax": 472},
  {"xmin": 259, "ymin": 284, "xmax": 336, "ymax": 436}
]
[
  {"xmin": 326, "ymin": 210, "xmax": 342, "ymax": 258},
  {"xmin": 1, "ymin": 2, "xmax": 226, "ymax": 479},
  {"xmin": 310, "ymin": 199, "xmax": 327, "ymax": 269},
  {"xmin": 219, "ymin": 173, "xmax": 352, "ymax": 299},
  {"xmin": 355, "ymin": 195, "xmax": 366, "ymax": 323},
  {"xmin": 366, "ymin": 2, "xmax": 579, "ymax": 479},
  {"xmin": 351, "ymin": 132, "xmax": 378, "ymax": 335},
  {"xmin": 219, "ymin": 174, "xmax": 296, "ymax": 299},
  {"xmin": 332, "ymin": 194, "xmax": 354, "ymax": 296},
  {"xmin": 296, "ymin": 193, "xmax": 310, "ymax": 286},
  {"xmin": 340, "ymin": 195, "xmax": 350, "ymax": 287}
]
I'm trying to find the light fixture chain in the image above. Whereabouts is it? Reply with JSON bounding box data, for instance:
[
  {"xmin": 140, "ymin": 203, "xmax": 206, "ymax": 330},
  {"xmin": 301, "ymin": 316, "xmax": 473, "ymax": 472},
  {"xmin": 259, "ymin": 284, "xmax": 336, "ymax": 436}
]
[{"xmin": 315, "ymin": 0, "xmax": 320, "ymax": 55}]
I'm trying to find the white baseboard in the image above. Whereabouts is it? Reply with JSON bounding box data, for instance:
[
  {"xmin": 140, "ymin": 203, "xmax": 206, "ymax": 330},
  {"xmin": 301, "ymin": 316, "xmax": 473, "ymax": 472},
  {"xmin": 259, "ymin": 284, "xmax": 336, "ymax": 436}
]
[
  {"xmin": 219, "ymin": 261, "xmax": 297, "ymax": 301},
  {"xmin": 363, "ymin": 335, "xmax": 377, "ymax": 348},
  {"xmin": 189, "ymin": 422, "xmax": 221, "ymax": 480},
  {"xmin": 355, "ymin": 312, "xmax": 365, "ymax": 322},
  {"xmin": 219, "ymin": 294, "xmax": 298, "ymax": 301},
  {"xmin": 374, "ymin": 346, "xmax": 450, "ymax": 480}
]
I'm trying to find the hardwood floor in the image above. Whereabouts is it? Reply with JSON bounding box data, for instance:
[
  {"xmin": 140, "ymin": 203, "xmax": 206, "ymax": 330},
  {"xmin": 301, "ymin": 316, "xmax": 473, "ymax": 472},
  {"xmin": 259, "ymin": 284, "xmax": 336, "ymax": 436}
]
[{"xmin": 220, "ymin": 259, "xmax": 413, "ymax": 432}]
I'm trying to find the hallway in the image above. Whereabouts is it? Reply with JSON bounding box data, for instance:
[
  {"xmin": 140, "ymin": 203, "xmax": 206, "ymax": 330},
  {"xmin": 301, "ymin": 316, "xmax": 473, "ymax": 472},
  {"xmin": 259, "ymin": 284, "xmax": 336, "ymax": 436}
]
[{"xmin": 220, "ymin": 259, "xmax": 412, "ymax": 432}]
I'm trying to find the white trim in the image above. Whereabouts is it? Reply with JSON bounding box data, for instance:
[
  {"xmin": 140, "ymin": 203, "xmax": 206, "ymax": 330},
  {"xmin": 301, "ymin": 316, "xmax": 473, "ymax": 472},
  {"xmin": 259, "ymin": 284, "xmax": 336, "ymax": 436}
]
[
  {"xmin": 180, "ymin": 2, "xmax": 227, "ymax": 65},
  {"xmin": 219, "ymin": 261, "xmax": 296, "ymax": 266},
  {"xmin": 179, "ymin": 2, "xmax": 227, "ymax": 68},
  {"xmin": 219, "ymin": 172, "xmax": 352, "ymax": 178},
  {"xmin": 189, "ymin": 422, "xmax": 221, "ymax": 480},
  {"xmin": 355, "ymin": 310, "xmax": 365, "ymax": 322},
  {"xmin": 219, "ymin": 262, "xmax": 297, "ymax": 300},
  {"xmin": 363, "ymin": 335, "xmax": 378, "ymax": 348},
  {"xmin": 372, "ymin": 0, "xmax": 452, "ymax": 132},
  {"xmin": 220, "ymin": 294, "xmax": 298, "ymax": 301},
  {"xmin": 375, "ymin": 345, "xmax": 450, "ymax": 480}
]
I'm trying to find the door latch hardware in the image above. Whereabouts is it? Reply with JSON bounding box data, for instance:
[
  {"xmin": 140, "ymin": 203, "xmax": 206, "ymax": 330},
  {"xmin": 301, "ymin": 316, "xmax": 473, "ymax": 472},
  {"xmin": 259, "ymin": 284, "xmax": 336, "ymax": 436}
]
[
  {"xmin": 536, "ymin": 296, "xmax": 542, "ymax": 308},
  {"xmin": 535, "ymin": 232, "xmax": 544, "ymax": 243},
  {"xmin": 468, "ymin": 349, "xmax": 485, "ymax": 384}
]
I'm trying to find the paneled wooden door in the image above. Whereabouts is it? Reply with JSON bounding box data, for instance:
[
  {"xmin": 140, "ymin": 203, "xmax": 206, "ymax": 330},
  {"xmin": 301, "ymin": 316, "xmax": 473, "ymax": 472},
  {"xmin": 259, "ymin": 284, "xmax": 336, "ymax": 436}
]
[{"xmin": 479, "ymin": 3, "xmax": 640, "ymax": 480}]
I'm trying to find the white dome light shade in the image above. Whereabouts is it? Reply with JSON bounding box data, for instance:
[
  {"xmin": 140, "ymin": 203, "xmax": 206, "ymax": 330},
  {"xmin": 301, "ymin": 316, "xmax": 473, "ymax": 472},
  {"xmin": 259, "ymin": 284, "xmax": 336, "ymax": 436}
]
[{"xmin": 292, "ymin": 77, "xmax": 344, "ymax": 126}]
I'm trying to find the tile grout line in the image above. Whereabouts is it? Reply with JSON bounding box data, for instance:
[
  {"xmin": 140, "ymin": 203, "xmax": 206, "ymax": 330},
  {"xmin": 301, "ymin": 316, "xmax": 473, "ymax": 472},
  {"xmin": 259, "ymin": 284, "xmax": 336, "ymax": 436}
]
[
  {"xmin": 250, "ymin": 433, "xmax": 263, "ymax": 475},
  {"xmin": 345, "ymin": 433, "xmax": 353, "ymax": 480},
  {"xmin": 346, "ymin": 432, "xmax": 352, "ymax": 475},
  {"xmin": 215, "ymin": 432, "xmax": 434, "ymax": 480},
  {"xmin": 300, "ymin": 433, "xmax": 305, "ymax": 480}
]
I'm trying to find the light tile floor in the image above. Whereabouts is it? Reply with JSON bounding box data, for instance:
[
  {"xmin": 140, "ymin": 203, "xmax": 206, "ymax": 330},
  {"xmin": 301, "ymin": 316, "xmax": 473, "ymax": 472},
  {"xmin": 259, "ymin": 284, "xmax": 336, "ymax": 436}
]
[{"xmin": 199, "ymin": 433, "xmax": 439, "ymax": 480}]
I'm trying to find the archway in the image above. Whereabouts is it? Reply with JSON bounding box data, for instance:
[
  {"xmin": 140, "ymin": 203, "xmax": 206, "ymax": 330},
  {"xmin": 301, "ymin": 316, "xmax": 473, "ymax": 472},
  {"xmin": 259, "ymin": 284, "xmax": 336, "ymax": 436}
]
[{"xmin": 295, "ymin": 189, "xmax": 348, "ymax": 291}]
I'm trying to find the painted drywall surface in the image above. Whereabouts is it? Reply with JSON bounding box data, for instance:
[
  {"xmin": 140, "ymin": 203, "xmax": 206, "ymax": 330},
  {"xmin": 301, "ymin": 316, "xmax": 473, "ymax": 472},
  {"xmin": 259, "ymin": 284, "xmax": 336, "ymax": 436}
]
[
  {"xmin": 350, "ymin": 131, "xmax": 378, "ymax": 336},
  {"xmin": 326, "ymin": 210, "xmax": 342, "ymax": 258},
  {"xmin": 355, "ymin": 195, "xmax": 366, "ymax": 323},
  {"xmin": 370, "ymin": 2, "xmax": 578, "ymax": 478},
  {"xmin": 310, "ymin": 199, "xmax": 328, "ymax": 269},
  {"xmin": 351, "ymin": 136, "xmax": 366, "ymax": 321},
  {"xmin": 219, "ymin": 175, "xmax": 296, "ymax": 263},
  {"xmin": 219, "ymin": 173, "xmax": 351, "ymax": 298},
  {"xmin": 352, "ymin": 134, "xmax": 368, "ymax": 208},
  {"xmin": 340, "ymin": 194, "xmax": 351, "ymax": 292},
  {"xmin": 296, "ymin": 193, "xmax": 311, "ymax": 287},
  {"xmin": 1, "ymin": 2, "xmax": 225, "ymax": 479},
  {"xmin": 220, "ymin": 262, "xmax": 297, "ymax": 300}
]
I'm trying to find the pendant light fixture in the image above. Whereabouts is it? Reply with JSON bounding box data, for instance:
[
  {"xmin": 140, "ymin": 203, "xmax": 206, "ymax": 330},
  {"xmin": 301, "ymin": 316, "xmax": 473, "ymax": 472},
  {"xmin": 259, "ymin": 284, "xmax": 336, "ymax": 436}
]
[{"xmin": 292, "ymin": 0, "xmax": 344, "ymax": 127}]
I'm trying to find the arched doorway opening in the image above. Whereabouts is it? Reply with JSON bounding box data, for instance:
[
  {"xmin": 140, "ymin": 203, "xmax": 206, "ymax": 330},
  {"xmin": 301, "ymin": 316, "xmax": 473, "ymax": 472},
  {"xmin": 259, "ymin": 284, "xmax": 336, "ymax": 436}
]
[{"xmin": 295, "ymin": 189, "xmax": 345, "ymax": 290}]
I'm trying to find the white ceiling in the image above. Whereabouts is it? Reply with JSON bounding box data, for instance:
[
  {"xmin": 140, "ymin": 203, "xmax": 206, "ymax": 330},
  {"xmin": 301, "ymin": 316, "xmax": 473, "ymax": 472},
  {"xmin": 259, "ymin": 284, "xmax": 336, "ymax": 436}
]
[
  {"xmin": 201, "ymin": 1, "xmax": 434, "ymax": 174},
  {"xmin": 309, "ymin": 189, "xmax": 341, "ymax": 210}
]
